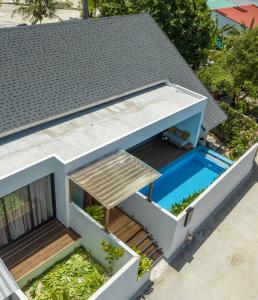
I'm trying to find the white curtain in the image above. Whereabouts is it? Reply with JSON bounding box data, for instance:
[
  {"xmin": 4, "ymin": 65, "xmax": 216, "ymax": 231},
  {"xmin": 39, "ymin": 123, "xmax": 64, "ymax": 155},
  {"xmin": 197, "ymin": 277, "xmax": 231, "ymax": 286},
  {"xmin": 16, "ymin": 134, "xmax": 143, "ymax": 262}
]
[
  {"xmin": 0, "ymin": 202, "xmax": 8, "ymax": 248},
  {"xmin": 0, "ymin": 174, "xmax": 54, "ymax": 248},
  {"xmin": 30, "ymin": 175, "xmax": 54, "ymax": 227},
  {"xmin": 4, "ymin": 187, "xmax": 32, "ymax": 241}
]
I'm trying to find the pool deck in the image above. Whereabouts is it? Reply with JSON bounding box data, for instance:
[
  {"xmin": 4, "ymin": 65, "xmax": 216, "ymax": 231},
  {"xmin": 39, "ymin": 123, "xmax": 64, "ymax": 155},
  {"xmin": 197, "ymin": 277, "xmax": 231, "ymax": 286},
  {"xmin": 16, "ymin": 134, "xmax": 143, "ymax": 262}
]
[
  {"xmin": 131, "ymin": 138, "xmax": 188, "ymax": 170},
  {"xmin": 141, "ymin": 155, "xmax": 258, "ymax": 300}
]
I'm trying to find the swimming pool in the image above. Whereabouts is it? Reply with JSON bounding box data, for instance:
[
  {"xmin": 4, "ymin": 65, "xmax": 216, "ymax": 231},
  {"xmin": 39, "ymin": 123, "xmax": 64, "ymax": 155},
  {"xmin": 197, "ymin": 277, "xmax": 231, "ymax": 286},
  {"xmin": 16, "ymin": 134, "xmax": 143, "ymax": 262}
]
[{"xmin": 140, "ymin": 146, "xmax": 233, "ymax": 211}]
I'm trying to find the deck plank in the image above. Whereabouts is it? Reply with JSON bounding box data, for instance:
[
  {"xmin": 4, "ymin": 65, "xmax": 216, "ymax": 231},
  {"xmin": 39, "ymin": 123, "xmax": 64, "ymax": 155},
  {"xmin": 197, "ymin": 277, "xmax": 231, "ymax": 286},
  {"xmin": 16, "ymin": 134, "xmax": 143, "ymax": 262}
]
[
  {"xmin": 109, "ymin": 208, "xmax": 163, "ymax": 264},
  {"xmin": 0, "ymin": 219, "xmax": 80, "ymax": 281},
  {"xmin": 131, "ymin": 137, "xmax": 187, "ymax": 170}
]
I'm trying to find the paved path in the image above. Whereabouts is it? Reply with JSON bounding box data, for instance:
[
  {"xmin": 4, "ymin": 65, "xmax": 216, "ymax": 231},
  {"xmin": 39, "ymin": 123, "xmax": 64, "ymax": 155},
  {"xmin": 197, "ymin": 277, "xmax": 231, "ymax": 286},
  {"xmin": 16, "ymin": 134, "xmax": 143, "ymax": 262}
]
[{"xmin": 143, "ymin": 155, "xmax": 258, "ymax": 300}]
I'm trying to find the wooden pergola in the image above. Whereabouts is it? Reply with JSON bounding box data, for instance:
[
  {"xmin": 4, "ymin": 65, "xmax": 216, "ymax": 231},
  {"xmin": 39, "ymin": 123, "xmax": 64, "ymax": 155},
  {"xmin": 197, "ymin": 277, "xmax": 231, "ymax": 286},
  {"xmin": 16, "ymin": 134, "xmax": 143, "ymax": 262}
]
[{"xmin": 69, "ymin": 150, "xmax": 160, "ymax": 232}]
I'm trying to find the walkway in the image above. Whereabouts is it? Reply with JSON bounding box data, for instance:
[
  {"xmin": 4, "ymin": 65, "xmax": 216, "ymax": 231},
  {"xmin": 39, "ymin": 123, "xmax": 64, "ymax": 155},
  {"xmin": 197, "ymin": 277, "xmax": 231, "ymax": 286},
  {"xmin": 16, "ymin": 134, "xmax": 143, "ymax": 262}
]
[{"xmin": 142, "ymin": 155, "xmax": 258, "ymax": 300}]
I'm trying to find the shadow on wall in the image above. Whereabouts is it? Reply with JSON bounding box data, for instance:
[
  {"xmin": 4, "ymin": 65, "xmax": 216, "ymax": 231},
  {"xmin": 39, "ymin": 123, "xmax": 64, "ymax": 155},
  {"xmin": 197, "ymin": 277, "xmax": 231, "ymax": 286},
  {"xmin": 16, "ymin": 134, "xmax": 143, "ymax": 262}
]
[{"xmin": 169, "ymin": 160, "xmax": 258, "ymax": 272}]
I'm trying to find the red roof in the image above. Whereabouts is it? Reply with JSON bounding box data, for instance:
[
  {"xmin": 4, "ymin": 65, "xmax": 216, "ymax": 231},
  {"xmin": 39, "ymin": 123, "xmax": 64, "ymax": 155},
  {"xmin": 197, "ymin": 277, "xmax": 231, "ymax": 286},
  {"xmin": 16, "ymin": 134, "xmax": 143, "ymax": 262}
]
[{"xmin": 215, "ymin": 5, "xmax": 258, "ymax": 28}]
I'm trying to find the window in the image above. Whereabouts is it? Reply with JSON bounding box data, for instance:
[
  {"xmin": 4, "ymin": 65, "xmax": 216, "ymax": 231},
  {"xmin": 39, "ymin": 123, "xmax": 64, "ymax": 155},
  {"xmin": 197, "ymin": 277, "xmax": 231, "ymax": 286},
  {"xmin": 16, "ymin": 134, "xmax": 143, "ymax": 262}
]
[{"xmin": 0, "ymin": 174, "xmax": 55, "ymax": 248}]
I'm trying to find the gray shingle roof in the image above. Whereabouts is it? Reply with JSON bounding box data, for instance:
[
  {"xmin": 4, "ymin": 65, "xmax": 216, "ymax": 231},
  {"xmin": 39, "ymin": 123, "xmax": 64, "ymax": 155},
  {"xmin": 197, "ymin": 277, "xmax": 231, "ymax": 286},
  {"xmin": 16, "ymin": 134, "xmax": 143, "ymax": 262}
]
[{"xmin": 0, "ymin": 14, "xmax": 226, "ymax": 138}]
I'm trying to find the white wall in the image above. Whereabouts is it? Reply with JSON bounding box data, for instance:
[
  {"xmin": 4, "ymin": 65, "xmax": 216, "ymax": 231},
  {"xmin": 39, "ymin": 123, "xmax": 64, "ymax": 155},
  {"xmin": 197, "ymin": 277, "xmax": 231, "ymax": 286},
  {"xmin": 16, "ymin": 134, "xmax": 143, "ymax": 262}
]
[
  {"xmin": 176, "ymin": 112, "xmax": 203, "ymax": 146},
  {"xmin": 120, "ymin": 194, "xmax": 177, "ymax": 258},
  {"xmin": 121, "ymin": 144, "xmax": 258, "ymax": 259},
  {"xmin": 69, "ymin": 203, "xmax": 150, "ymax": 300},
  {"xmin": 170, "ymin": 143, "xmax": 258, "ymax": 254},
  {"xmin": 0, "ymin": 156, "xmax": 69, "ymax": 226},
  {"xmin": 64, "ymin": 101, "xmax": 206, "ymax": 174}
]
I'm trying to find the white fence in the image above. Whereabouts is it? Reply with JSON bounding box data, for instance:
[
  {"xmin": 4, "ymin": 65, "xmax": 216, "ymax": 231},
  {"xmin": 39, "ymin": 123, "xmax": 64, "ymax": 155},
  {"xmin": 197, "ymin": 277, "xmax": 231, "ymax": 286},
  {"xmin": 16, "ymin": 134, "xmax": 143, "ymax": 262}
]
[
  {"xmin": 121, "ymin": 144, "xmax": 258, "ymax": 259},
  {"xmin": 69, "ymin": 203, "xmax": 150, "ymax": 300}
]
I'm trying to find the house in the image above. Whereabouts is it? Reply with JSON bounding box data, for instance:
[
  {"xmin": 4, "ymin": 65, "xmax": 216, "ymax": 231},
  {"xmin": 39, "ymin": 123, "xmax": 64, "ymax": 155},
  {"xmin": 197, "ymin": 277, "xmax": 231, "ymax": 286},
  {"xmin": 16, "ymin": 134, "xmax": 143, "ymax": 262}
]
[
  {"xmin": 213, "ymin": 4, "xmax": 258, "ymax": 29},
  {"xmin": 1, "ymin": 13, "xmax": 252, "ymax": 300},
  {"xmin": 207, "ymin": 0, "xmax": 258, "ymax": 10}
]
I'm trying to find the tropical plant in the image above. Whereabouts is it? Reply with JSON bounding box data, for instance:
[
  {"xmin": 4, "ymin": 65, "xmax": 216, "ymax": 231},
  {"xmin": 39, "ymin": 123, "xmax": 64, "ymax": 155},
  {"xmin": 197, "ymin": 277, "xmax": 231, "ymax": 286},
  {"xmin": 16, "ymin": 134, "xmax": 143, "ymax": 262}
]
[
  {"xmin": 48, "ymin": 289, "xmax": 74, "ymax": 300},
  {"xmin": 12, "ymin": 0, "xmax": 62, "ymax": 24},
  {"xmin": 99, "ymin": 0, "xmax": 215, "ymax": 69},
  {"xmin": 170, "ymin": 189, "xmax": 205, "ymax": 216},
  {"xmin": 101, "ymin": 239, "xmax": 124, "ymax": 273},
  {"xmin": 216, "ymin": 102, "xmax": 258, "ymax": 160},
  {"xmin": 131, "ymin": 246, "xmax": 152, "ymax": 279},
  {"xmin": 85, "ymin": 205, "xmax": 104, "ymax": 223},
  {"xmin": 23, "ymin": 247, "xmax": 109, "ymax": 300},
  {"xmin": 55, "ymin": 0, "xmax": 73, "ymax": 9}
]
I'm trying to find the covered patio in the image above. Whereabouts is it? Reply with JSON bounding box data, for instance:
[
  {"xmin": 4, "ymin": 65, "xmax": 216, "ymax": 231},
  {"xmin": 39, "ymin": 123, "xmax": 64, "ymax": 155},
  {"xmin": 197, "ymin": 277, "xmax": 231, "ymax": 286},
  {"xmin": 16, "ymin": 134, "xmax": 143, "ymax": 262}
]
[
  {"xmin": 69, "ymin": 150, "xmax": 160, "ymax": 232},
  {"xmin": 69, "ymin": 150, "xmax": 163, "ymax": 264}
]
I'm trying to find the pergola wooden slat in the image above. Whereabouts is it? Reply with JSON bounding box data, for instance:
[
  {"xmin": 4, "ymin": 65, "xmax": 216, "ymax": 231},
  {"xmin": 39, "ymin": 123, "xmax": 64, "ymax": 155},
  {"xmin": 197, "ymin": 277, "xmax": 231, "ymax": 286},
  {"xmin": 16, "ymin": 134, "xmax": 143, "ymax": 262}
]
[{"xmin": 69, "ymin": 150, "xmax": 160, "ymax": 210}]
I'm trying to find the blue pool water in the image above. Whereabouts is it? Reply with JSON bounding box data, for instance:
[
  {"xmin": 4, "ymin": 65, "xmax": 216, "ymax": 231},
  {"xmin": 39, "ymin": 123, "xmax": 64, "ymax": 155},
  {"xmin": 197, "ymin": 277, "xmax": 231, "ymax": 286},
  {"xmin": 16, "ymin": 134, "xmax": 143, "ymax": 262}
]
[{"xmin": 140, "ymin": 146, "xmax": 233, "ymax": 211}]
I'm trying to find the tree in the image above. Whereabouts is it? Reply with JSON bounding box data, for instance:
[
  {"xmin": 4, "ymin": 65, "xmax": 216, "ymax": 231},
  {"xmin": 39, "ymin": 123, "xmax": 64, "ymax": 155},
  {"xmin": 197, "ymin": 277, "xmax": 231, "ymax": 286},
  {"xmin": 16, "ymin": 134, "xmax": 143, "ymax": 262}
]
[
  {"xmin": 99, "ymin": 0, "xmax": 215, "ymax": 69},
  {"xmin": 78, "ymin": 0, "xmax": 98, "ymax": 18},
  {"xmin": 82, "ymin": 0, "xmax": 89, "ymax": 19},
  {"xmin": 198, "ymin": 27, "xmax": 258, "ymax": 102},
  {"xmin": 12, "ymin": 0, "xmax": 62, "ymax": 24}
]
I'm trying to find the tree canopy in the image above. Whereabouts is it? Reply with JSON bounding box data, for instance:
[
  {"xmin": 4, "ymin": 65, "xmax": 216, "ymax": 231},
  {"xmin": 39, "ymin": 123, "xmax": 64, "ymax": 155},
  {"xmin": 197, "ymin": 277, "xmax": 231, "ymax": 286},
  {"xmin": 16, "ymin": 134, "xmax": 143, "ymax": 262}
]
[
  {"xmin": 99, "ymin": 0, "xmax": 215, "ymax": 69},
  {"xmin": 198, "ymin": 27, "xmax": 258, "ymax": 100}
]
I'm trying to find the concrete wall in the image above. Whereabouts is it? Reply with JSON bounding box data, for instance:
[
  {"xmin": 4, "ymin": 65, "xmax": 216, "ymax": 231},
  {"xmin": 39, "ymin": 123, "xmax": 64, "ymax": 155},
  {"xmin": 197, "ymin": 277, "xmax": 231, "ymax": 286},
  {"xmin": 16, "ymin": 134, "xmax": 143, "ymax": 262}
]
[
  {"xmin": 176, "ymin": 112, "xmax": 203, "ymax": 146},
  {"xmin": 120, "ymin": 194, "xmax": 177, "ymax": 258},
  {"xmin": 69, "ymin": 203, "xmax": 150, "ymax": 300},
  {"xmin": 171, "ymin": 143, "xmax": 258, "ymax": 254},
  {"xmin": 64, "ymin": 101, "xmax": 206, "ymax": 174},
  {"xmin": 0, "ymin": 157, "xmax": 69, "ymax": 226},
  {"xmin": 121, "ymin": 144, "xmax": 258, "ymax": 259}
]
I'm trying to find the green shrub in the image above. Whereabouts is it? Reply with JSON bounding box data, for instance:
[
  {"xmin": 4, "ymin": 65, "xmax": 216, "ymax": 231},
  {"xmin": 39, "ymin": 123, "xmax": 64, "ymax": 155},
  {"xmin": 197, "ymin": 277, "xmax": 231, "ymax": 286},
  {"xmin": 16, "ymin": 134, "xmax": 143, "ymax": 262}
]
[
  {"xmin": 48, "ymin": 289, "xmax": 74, "ymax": 300},
  {"xmin": 170, "ymin": 189, "xmax": 205, "ymax": 216},
  {"xmin": 101, "ymin": 240, "xmax": 125, "ymax": 273},
  {"xmin": 85, "ymin": 205, "xmax": 104, "ymax": 223},
  {"xmin": 131, "ymin": 246, "xmax": 152, "ymax": 280},
  {"xmin": 23, "ymin": 247, "xmax": 110, "ymax": 300},
  {"xmin": 217, "ymin": 102, "xmax": 258, "ymax": 160}
]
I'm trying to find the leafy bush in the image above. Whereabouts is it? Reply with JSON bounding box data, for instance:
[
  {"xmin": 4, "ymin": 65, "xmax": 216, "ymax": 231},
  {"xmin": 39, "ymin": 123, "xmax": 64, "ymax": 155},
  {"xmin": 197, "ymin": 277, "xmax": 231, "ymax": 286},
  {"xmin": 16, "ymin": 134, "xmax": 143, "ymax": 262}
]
[
  {"xmin": 170, "ymin": 189, "xmax": 205, "ymax": 216},
  {"xmin": 217, "ymin": 102, "xmax": 258, "ymax": 160},
  {"xmin": 85, "ymin": 205, "xmax": 104, "ymax": 223},
  {"xmin": 131, "ymin": 246, "xmax": 152, "ymax": 280},
  {"xmin": 49, "ymin": 289, "xmax": 74, "ymax": 300},
  {"xmin": 101, "ymin": 240, "xmax": 124, "ymax": 273},
  {"xmin": 23, "ymin": 247, "xmax": 110, "ymax": 300}
]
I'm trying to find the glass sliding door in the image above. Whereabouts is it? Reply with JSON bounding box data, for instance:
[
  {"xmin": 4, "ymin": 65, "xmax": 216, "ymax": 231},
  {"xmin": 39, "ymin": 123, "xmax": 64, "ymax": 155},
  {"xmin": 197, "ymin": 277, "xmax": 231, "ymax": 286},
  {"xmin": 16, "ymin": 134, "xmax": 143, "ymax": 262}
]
[
  {"xmin": 30, "ymin": 175, "xmax": 54, "ymax": 227},
  {"xmin": 0, "ymin": 174, "xmax": 55, "ymax": 249},
  {"xmin": 4, "ymin": 187, "xmax": 33, "ymax": 241},
  {"xmin": 0, "ymin": 201, "xmax": 9, "ymax": 248}
]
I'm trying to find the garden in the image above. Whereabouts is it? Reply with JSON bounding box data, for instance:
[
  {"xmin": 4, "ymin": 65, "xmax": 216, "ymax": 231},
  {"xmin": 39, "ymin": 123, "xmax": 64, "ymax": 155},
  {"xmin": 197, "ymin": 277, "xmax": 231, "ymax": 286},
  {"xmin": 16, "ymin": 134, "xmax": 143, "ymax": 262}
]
[{"xmin": 23, "ymin": 247, "xmax": 110, "ymax": 300}]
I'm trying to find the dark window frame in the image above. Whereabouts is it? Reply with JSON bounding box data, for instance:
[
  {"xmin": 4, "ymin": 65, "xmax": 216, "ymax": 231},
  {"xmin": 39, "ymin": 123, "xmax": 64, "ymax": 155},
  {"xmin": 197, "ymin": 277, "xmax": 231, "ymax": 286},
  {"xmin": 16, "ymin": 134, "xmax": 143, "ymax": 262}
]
[{"xmin": 0, "ymin": 173, "xmax": 56, "ymax": 250}]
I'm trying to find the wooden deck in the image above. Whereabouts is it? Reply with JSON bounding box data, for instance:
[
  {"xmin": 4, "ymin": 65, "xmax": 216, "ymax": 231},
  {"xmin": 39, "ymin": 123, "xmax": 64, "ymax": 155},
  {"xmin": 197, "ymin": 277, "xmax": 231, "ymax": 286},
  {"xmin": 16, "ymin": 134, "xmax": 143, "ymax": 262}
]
[
  {"xmin": 131, "ymin": 137, "xmax": 187, "ymax": 170},
  {"xmin": 109, "ymin": 208, "xmax": 163, "ymax": 264},
  {"xmin": 0, "ymin": 219, "xmax": 80, "ymax": 282}
]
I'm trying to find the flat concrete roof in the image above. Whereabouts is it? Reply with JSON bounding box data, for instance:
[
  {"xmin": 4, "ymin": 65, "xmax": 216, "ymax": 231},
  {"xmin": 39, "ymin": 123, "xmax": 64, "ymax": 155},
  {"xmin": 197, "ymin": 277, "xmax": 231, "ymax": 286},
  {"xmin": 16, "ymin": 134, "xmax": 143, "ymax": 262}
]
[{"xmin": 0, "ymin": 83, "xmax": 206, "ymax": 178}]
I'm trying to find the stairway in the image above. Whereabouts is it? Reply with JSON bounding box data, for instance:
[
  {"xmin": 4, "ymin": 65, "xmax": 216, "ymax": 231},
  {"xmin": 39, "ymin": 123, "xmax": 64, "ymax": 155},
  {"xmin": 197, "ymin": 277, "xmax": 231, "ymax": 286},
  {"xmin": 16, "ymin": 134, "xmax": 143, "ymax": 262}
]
[{"xmin": 109, "ymin": 208, "xmax": 163, "ymax": 265}]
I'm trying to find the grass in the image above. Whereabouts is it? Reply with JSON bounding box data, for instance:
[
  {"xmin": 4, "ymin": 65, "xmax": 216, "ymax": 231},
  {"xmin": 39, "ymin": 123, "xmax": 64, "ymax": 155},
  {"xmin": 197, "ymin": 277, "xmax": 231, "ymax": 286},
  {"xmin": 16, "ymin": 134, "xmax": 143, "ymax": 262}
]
[{"xmin": 23, "ymin": 247, "xmax": 110, "ymax": 300}]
